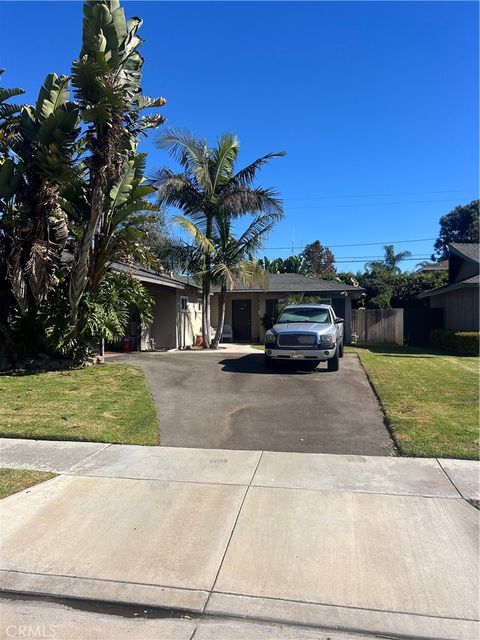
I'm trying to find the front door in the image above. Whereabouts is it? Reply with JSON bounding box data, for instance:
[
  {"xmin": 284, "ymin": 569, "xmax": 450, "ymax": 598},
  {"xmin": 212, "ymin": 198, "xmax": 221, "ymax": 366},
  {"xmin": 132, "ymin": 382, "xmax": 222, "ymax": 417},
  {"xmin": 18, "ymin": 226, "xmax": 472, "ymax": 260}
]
[{"xmin": 232, "ymin": 299, "xmax": 252, "ymax": 342}]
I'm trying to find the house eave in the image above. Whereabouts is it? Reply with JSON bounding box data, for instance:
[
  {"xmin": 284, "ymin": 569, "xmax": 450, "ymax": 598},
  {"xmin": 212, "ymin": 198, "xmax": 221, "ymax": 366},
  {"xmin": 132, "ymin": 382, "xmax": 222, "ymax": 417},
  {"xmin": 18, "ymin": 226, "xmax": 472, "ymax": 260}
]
[
  {"xmin": 417, "ymin": 281, "xmax": 479, "ymax": 299},
  {"xmin": 449, "ymin": 244, "xmax": 480, "ymax": 266},
  {"xmin": 220, "ymin": 287, "xmax": 365, "ymax": 296},
  {"xmin": 110, "ymin": 262, "xmax": 196, "ymax": 291}
]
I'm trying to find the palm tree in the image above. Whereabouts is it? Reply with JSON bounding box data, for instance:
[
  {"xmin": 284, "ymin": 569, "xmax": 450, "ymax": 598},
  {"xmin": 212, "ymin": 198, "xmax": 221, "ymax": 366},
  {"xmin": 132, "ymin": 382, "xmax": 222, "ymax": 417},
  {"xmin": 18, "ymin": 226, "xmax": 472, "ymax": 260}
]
[
  {"xmin": 210, "ymin": 208, "xmax": 281, "ymax": 348},
  {"xmin": 154, "ymin": 130, "xmax": 284, "ymax": 347},
  {"xmin": 367, "ymin": 244, "xmax": 412, "ymax": 274}
]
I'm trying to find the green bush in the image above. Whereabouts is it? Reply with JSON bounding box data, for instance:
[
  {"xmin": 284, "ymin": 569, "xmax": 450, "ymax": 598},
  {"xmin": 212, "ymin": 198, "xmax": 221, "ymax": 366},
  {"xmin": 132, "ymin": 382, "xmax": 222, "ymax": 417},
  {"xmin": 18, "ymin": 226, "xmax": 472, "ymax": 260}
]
[{"xmin": 430, "ymin": 329, "xmax": 479, "ymax": 356}]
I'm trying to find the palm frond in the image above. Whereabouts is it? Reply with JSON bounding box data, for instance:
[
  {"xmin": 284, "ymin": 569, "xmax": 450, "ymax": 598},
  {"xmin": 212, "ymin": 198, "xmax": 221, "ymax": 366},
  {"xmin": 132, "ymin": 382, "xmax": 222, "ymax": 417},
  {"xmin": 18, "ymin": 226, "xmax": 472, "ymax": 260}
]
[
  {"xmin": 211, "ymin": 133, "xmax": 239, "ymax": 189},
  {"xmin": 172, "ymin": 215, "xmax": 215, "ymax": 255},
  {"xmin": 236, "ymin": 211, "xmax": 280, "ymax": 255},
  {"xmin": 227, "ymin": 150, "xmax": 286, "ymax": 188},
  {"xmin": 218, "ymin": 185, "xmax": 284, "ymax": 217}
]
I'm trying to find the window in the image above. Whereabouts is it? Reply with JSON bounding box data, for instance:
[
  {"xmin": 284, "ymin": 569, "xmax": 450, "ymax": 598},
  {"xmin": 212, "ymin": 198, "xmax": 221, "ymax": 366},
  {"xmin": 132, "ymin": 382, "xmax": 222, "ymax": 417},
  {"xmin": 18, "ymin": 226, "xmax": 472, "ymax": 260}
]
[
  {"xmin": 277, "ymin": 307, "xmax": 331, "ymax": 324},
  {"xmin": 179, "ymin": 296, "xmax": 188, "ymax": 313}
]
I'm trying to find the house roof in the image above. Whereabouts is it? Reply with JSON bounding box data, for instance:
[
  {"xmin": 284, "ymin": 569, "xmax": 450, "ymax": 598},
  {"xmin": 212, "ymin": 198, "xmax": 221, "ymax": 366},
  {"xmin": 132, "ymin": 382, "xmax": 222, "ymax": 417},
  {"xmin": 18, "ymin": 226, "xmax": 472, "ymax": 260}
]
[
  {"xmin": 219, "ymin": 273, "xmax": 364, "ymax": 295},
  {"xmin": 449, "ymin": 243, "xmax": 479, "ymax": 264},
  {"xmin": 417, "ymin": 274, "xmax": 479, "ymax": 298},
  {"xmin": 415, "ymin": 259, "xmax": 448, "ymax": 273},
  {"xmin": 417, "ymin": 243, "xmax": 479, "ymax": 299},
  {"xmin": 110, "ymin": 262, "xmax": 201, "ymax": 291}
]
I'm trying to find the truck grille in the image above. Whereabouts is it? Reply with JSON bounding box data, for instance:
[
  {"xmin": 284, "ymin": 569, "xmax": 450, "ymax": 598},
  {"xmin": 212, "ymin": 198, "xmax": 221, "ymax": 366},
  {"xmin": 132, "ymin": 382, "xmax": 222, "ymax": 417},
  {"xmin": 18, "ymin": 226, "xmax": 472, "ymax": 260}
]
[{"xmin": 277, "ymin": 333, "xmax": 317, "ymax": 347}]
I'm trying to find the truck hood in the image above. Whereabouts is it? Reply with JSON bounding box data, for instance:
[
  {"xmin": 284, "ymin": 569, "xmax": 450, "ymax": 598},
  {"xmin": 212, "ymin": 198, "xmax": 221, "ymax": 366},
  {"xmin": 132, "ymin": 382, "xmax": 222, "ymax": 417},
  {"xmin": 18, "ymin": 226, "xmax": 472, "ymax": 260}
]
[{"xmin": 272, "ymin": 322, "xmax": 334, "ymax": 335}]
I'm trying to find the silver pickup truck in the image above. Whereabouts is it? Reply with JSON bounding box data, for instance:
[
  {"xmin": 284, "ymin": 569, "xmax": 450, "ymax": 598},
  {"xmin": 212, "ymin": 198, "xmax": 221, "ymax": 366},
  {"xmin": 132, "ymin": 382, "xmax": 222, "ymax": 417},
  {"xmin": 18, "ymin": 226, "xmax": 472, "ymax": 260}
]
[{"xmin": 264, "ymin": 304, "xmax": 344, "ymax": 371}]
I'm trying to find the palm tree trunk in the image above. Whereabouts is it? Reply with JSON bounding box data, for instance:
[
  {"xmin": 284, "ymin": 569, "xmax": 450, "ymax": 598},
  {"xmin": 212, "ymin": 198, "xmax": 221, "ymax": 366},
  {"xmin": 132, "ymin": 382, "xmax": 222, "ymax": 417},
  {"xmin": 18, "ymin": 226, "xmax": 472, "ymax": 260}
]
[
  {"xmin": 201, "ymin": 213, "xmax": 213, "ymax": 348},
  {"xmin": 211, "ymin": 282, "xmax": 226, "ymax": 349},
  {"xmin": 201, "ymin": 278, "xmax": 211, "ymax": 349}
]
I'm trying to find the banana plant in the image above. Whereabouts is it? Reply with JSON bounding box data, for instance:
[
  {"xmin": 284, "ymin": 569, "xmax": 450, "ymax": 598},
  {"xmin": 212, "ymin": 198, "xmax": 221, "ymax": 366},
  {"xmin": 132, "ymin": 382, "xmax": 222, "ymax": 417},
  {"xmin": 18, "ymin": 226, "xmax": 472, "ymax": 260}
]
[
  {"xmin": 68, "ymin": 0, "xmax": 166, "ymax": 322},
  {"xmin": 88, "ymin": 152, "xmax": 159, "ymax": 291},
  {"xmin": 1, "ymin": 72, "xmax": 79, "ymax": 315}
]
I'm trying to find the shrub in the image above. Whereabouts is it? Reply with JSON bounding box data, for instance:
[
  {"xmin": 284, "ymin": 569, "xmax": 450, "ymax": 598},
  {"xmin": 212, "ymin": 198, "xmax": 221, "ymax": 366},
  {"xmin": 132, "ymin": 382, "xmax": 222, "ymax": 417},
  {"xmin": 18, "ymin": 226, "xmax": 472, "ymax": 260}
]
[{"xmin": 430, "ymin": 329, "xmax": 480, "ymax": 356}]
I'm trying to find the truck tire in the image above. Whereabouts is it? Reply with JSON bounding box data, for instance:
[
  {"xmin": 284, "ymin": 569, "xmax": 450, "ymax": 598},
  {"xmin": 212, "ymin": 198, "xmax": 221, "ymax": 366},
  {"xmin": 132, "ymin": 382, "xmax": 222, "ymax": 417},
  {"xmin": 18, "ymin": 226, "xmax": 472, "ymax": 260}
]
[
  {"xmin": 327, "ymin": 347, "xmax": 340, "ymax": 372},
  {"xmin": 339, "ymin": 340, "xmax": 344, "ymax": 358}
]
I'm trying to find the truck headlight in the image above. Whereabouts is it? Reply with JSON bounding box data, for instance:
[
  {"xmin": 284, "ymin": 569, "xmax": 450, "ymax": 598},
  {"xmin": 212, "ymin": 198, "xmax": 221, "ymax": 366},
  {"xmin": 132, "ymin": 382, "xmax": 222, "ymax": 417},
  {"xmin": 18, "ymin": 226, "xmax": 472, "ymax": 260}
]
[
  {"xmin": 265, "ymin": 330, "xmax": 276, "ymax": 343},
  {"xmin": 320, "ymin": 333, "xmax": 335, "ymax": 345}
]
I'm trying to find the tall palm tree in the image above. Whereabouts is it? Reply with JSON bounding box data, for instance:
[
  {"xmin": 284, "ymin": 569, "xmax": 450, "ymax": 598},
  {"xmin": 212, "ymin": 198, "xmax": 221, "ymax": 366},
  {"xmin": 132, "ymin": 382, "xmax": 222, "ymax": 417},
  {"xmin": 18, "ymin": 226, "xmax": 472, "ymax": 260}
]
[
  {"xmin": 211, "ymin": 208, "xmax": 281, "ymax": 348},
  {"xmin": 367, "ymin": 244, "xmax": 412, "ymax": 274},
  {"xmin": 154, "ymin": 130, "xmax": 284, "ymax": 347}
]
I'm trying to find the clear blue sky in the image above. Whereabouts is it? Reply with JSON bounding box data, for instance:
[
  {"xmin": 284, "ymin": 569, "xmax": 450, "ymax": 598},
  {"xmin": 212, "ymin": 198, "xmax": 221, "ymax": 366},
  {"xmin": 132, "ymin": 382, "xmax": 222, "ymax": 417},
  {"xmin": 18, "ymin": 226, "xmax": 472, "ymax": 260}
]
[{"xmin": 1, "ymin": 0, "xmax": 478, "ymax": 271}]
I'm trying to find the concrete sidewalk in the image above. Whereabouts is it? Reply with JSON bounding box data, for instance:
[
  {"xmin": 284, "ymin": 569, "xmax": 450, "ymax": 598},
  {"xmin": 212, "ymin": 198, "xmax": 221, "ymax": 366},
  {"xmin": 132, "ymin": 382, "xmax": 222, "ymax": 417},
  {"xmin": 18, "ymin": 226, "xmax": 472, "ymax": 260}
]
[{"xmin": 1, "ymin": 438, "xmax": 479, "ymax": 639}]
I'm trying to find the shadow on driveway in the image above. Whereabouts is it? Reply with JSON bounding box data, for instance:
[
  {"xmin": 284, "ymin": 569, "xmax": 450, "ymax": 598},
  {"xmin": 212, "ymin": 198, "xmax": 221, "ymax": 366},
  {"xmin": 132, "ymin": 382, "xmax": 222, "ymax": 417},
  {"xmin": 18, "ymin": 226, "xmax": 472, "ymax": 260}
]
[
  {"xmin": 218, "ymin": 354, "xmax": 330, "ymax": 375},
  {"xmin": 113, "ymin": 352, "xmax": 395, "ymax": 455}
]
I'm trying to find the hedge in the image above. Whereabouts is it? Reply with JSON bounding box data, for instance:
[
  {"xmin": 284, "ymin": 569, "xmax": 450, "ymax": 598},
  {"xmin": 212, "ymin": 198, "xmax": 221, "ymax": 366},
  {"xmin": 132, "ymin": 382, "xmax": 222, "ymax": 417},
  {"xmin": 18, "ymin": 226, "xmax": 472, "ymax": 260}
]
[{"xmin": 430, "ymin": 329, "xmax": 480, "ymax": 356}]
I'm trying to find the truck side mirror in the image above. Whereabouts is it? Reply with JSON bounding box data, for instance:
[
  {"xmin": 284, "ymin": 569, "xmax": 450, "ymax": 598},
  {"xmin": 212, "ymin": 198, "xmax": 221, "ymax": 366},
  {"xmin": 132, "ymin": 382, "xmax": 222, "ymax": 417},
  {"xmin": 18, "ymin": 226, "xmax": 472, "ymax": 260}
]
[{"xmin": 334, "ymin": 317, "xmax": 344, "ymax": 324}]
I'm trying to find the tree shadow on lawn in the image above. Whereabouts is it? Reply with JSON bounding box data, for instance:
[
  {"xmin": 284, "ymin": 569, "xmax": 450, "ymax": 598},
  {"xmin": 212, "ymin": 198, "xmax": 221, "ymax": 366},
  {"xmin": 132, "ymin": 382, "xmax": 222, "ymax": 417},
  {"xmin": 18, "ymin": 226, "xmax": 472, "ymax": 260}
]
[{"xmin": 219, "ymin": 354, "xmax": 328, "ymax": 375}]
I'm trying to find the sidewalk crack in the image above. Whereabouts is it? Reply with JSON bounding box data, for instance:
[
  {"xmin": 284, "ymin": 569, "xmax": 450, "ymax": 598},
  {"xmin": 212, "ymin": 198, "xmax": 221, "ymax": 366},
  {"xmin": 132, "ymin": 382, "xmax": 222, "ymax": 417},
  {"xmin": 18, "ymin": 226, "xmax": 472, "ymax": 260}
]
[
  {"xmin": 435, "ymin": 458, "xmax": 464, "ymax": 499},
  {"xmin": 203, "ymin": 450, "xmax": 264, "ymax": 612}
]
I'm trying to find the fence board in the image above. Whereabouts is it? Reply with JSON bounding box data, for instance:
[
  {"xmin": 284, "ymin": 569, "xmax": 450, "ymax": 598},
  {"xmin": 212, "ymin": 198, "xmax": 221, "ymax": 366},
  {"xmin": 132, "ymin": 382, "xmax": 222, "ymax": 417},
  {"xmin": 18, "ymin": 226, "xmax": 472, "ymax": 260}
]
[{"xmin": 352, "ymin": 308, "xmax": 404, "ymax": 345}]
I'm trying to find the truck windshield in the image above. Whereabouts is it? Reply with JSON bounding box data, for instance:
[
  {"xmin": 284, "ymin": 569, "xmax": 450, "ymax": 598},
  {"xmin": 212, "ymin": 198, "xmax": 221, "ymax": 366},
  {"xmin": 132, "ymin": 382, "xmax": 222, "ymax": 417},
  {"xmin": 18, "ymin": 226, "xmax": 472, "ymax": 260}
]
[{"xmin": 277, "ymin": 308, "xmax": 331, "ymax": 324}]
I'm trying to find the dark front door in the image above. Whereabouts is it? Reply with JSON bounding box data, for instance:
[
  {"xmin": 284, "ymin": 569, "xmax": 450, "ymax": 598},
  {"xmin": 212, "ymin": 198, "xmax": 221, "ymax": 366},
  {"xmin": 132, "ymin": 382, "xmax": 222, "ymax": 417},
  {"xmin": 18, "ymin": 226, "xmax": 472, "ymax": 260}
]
[{"xmin": 232, "ymin": 299, "xmax": 252, "ymax": 342}]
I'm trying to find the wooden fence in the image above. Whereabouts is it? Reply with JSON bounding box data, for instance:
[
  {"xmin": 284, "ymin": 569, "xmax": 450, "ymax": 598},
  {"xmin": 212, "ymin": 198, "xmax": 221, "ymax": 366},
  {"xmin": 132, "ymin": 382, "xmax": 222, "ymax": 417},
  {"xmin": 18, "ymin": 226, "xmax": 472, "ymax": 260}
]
[{"xmin": 351, "ymin": 308, "xmax": 404, "ymax": 345}]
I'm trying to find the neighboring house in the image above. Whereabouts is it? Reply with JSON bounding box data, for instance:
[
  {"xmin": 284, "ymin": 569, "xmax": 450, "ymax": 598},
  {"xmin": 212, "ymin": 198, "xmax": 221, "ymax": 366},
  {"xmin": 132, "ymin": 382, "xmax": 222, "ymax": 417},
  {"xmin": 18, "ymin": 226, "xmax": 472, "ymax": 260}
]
[
  {"xmin": 415, "ymin": 259, "xmax": 448, "ymax": 274},
  {"xmin": 110, "ymin": 262, "xmax": 202, "ymax": 351},
  {"xmin": 211, "ymin": 273, "xmax": 364, "ymax": 343},
  {"xmin": 418, "ymin": 243, "xmax": 479, "ymax": 331}
]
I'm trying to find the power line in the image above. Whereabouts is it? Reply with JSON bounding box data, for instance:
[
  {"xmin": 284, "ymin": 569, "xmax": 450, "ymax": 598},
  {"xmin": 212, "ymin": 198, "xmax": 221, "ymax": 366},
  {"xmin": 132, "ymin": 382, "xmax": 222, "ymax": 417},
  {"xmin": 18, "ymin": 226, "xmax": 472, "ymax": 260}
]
[
  {"xmin": 328, "ymin": 254, "xmax": 430, "ymax": 260},
  {"xmin": 332, "ymin": 257, "xmax": 431, "ymax": 264},
  {"xmin": 263, "ymin": 238, "xmax": 436, "ymax": 250},
  {"xmin": 282, "ymin": 188, "xmax": 476, "ymax": 202},
  {"xmin": 286, "ymin": 198, "xmax": 468, "ymax": 210}
]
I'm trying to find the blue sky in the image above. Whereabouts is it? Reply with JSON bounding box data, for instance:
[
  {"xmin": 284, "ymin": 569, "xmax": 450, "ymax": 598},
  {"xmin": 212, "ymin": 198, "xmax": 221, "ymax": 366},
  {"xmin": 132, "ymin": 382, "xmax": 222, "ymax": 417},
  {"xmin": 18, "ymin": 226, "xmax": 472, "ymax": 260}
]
[{"xmin": 0, "ymin": 1, "xmax": 478, "ymax": 271}]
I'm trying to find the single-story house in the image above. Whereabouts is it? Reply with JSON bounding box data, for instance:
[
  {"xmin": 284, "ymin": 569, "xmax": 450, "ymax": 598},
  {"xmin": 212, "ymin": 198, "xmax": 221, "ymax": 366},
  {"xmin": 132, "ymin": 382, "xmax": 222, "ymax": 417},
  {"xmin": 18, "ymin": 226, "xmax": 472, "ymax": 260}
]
[
  {"xmin": 211, "ymin": 273, "xmax": 364, "ymax": 344},
  {"xmin": 418, "ymin": 243, "xmax": 479, "ymax": 331},
  {"xmin": 110, "ymin": 262, "xmax": 202, "ymax": 351}
]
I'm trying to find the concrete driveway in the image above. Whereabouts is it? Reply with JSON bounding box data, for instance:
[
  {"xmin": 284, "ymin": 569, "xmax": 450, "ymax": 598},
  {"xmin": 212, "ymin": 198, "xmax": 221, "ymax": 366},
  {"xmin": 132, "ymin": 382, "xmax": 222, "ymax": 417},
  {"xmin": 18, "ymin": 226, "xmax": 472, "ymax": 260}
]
[{"xmin": 112, "ymin": 351, "xmax": 394, "ymax": 455}]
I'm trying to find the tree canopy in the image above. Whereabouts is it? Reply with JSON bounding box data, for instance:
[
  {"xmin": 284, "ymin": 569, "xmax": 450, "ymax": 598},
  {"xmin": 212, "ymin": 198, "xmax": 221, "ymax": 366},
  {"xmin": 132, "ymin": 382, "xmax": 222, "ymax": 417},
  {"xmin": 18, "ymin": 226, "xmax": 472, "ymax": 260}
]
[{"xmin": 432, "ymin": 200, "xmax": 479, "ymax": 260}]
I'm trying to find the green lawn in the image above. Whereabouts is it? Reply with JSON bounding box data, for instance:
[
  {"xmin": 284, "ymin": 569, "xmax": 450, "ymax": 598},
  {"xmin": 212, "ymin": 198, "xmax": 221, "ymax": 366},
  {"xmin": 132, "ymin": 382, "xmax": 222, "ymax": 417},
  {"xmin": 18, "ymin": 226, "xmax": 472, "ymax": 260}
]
[
  {"xmin": 0, "ymin": 365, "xmax": 158, "ymax": 445},
  {"xmin": 0, "ymin": 468, "xmax": 56, "ymax": 499},
  {"xmin": 350, "ymin": 346, "xmax": 479, "ymax": 460}
]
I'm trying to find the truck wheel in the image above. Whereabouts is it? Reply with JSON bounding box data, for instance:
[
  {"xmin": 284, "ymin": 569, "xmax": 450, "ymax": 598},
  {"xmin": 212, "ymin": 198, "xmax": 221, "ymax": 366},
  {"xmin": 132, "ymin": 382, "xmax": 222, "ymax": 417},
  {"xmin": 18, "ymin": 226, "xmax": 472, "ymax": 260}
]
[
  {"xmin": 339, "ymin": 341, "xmax": 344, "ymax": 358},
  {"xmin": 327, "ymin": 348, "xmax": 340, "ymax": 372}
]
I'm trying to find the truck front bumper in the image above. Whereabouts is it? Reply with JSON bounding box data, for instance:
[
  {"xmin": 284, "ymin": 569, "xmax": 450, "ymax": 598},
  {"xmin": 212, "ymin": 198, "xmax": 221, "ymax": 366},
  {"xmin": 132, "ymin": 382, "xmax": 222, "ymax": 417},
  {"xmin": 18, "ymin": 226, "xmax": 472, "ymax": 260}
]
[{"xmin": 265, "ymin": 346, "xmax": 336, "ymax": 361}]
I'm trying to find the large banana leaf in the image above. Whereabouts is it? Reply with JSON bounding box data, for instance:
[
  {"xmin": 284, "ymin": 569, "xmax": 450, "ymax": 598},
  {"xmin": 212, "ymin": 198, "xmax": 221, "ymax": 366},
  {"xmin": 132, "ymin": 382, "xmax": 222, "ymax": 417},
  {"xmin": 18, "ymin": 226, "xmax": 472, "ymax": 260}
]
[
  {"xmin": 35, "ymin": 74, "xmax": 70, "ymax": 122},
  {"xmin": 38, "ymin": 104, "xmax": 79, "ymax": 146},
  {"xmin": 109, "ymin": 160, "xmax": 135, "ymax": 209},
  {"xmin": 0, "ymin": 157, "xmax": 20, "ymax": 200}
]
